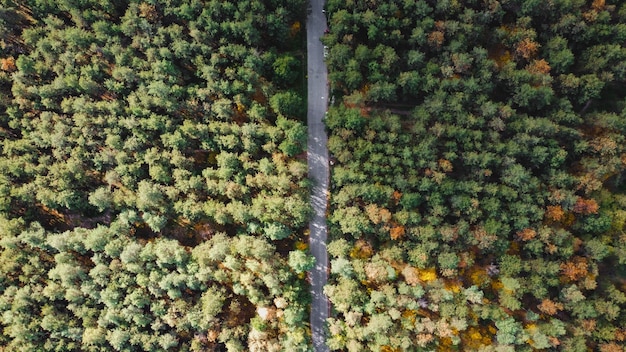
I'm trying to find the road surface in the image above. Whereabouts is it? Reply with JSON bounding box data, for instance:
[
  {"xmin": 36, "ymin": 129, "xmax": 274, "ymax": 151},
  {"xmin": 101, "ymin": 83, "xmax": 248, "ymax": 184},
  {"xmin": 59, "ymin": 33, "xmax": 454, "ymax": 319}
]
[{"xmin": 306, "ymin": 0, "xmax": 330, "ymax": 351}]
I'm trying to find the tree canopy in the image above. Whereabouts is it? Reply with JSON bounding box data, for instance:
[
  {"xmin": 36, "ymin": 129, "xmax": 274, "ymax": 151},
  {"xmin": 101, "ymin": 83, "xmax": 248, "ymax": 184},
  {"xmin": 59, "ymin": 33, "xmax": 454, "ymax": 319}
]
[
  {"xmin": 0, "ymin": 0, "xmax": 310, "ymax": 350},
  {"xmin": 2, "ymin": 0, "xmax": 626, "ymax": 350},
  {"xmin": 323, "ymin": 0, "xmax": 626, "ymax": 350}
]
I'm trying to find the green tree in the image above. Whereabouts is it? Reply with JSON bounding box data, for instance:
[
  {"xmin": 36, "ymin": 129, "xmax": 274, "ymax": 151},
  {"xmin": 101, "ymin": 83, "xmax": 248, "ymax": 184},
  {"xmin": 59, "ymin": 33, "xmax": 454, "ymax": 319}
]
[{"xmin": 270, "ymin": 90, "xmax": 305, "ymax": 119}]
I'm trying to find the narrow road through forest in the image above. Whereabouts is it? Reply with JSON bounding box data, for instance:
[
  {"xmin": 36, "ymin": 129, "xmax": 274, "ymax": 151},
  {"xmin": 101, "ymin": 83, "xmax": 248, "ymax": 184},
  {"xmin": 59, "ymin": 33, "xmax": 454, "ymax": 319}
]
[{"xmin": 306, "ymin": 0, "xmax": 330, "ymax": 351}]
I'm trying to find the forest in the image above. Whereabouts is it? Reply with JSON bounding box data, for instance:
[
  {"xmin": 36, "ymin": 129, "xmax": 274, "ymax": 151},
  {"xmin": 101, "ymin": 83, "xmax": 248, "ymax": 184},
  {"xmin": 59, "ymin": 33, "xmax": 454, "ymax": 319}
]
[
  {"xmin": 322, "ymin": 0, "xmax": 626, "ymax": 351},
  {"xmin": 2, "ymin": 0, "xmax": 626, "ymax": 351},
  {"xmin": 0, "ymin": 0, "xmax": 312, "ymax": 350}
]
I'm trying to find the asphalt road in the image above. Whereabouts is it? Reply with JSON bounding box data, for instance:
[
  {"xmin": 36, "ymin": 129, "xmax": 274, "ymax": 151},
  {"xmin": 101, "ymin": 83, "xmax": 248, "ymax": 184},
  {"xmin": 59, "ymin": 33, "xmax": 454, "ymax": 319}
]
[{"xmin": 306, "ymin": 0, "xmax": 330, "ymax": 351}]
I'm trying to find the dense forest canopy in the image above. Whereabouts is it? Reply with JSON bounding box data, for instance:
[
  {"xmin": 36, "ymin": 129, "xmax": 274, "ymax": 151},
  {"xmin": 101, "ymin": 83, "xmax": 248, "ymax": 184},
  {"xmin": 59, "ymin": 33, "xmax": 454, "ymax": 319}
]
[
  {"xmin": 0, "ymin": 0, "xmax": 311, "ymax": 350},
  {"xmin": 2, "ymin": 0, "xmax": 626, "ymax": 351},
  {"xmin": 322, "ymin": 0, "xmax": 626, "ymax": 350}
]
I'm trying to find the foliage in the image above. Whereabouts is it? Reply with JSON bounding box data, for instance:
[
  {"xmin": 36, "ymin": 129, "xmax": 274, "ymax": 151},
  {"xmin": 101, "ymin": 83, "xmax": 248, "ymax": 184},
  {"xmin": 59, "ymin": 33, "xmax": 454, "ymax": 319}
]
[
  {"xmin": 323, "ymin": 0, "xmax": 626, "ymax": 350},
  {"xmin": 0, "ymin": 0, "xmax": 309, "ymax": 350}
]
